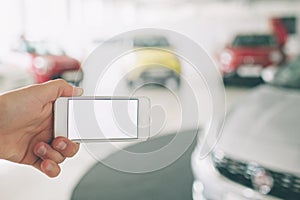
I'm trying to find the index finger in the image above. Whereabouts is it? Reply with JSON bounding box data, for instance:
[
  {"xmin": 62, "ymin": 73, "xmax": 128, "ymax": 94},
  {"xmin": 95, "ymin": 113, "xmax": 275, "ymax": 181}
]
[{"xmin": 33, "ymin": 79, "xmax": 84, "ymax": 103}]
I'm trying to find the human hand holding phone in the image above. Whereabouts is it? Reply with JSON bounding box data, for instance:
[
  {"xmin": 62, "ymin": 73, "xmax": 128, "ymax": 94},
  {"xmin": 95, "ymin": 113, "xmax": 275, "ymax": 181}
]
[
  {"xmin": 0, "ymin": 79, "xmax": 83, "ymax": 177},
  {"xmin": 54, "ymin": 96, "xmax": 150, "ymax": 142}
]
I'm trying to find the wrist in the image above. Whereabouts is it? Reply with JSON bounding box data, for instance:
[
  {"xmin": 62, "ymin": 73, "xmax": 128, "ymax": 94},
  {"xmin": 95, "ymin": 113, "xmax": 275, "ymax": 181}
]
[
  {"xmin": 0, "ymin": 94, "xmax": 9, "ymax": 159},
  {"xmin": 0, "ymin": 94, "xmax": 8, "ymax": 129}
]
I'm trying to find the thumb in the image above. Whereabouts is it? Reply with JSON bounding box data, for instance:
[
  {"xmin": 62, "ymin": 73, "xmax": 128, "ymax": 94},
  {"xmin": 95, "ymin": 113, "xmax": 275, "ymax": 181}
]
[{"xmin": 35, "ymin": 79, "xmax": 84, "ymax": 103}]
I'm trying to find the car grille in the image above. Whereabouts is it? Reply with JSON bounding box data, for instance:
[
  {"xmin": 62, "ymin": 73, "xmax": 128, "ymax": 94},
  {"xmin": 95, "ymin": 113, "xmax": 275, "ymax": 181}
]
[{"xmin": 212, "ymin": 153, "xmax": 300, "ymax": 199}]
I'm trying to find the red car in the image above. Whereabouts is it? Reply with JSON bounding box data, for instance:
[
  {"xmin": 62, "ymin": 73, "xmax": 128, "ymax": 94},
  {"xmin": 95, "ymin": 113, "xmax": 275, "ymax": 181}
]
[
  {"xmin": 219, "ymin": 34, "xmax": 285, "ymax": 78},
  {"xmin": 4, "ymin": 39, "xmax": 83, "ymax": 85}
]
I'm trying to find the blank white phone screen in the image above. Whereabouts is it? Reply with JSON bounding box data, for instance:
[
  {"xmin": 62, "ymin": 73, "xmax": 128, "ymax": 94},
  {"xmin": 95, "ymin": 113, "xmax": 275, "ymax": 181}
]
[{"xmin": 68, "ymin": 99, "xmax": 138, "ymax": 140}]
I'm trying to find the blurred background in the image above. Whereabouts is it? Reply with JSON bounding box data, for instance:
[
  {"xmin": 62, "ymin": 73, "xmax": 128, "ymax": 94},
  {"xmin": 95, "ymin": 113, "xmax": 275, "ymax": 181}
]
[
  {"xmin": 0, "ymin": 0, "xmax": 300, "ymax": 200},
  {"xmin": 1, "ymin": 0, "xmax": 300, "ymax": 90}
]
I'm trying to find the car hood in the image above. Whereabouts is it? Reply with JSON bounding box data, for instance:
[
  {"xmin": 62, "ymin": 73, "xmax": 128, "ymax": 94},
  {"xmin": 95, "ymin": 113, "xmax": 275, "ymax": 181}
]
[
  {"xmin": 227, "ymin": 46, "xmax": 276, "ymax": 56},
  {"xmin": 135, "ymin": 49, "xmax": 181, "ymax": 72},
  {"xmin": 218, "ymin": 85, "xmax": 300, "ymax": 175},
  {"xmin": 124, "ymin": 49, "xmax": 181, "ymax": 79}
]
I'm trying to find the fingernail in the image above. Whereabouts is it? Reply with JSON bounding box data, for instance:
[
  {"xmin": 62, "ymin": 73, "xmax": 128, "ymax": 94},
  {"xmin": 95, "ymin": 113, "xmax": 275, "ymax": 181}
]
[
  {"xmin": 74, "ymin": 87, "xmax": 83, "ymax": 96},
  {"xmin": 37, "ymin": 145, "xmax": 47, "ymax": 156},
  {"xmin": 45, "ymin": 163, "xmax": 54, "ymax": 172},
  {"xmin": 56, "ymin": 141, "xmax": 67, "ymax": 150}
]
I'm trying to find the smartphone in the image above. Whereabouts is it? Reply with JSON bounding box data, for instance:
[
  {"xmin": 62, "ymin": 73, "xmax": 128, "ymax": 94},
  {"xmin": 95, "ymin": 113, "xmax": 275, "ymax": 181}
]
[{"xmin": 54, "ymin": 96, "xmax": 150, "ymax": 142}]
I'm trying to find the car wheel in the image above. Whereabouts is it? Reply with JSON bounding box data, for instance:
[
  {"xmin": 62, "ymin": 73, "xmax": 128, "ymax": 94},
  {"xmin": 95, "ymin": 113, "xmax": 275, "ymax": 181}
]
[
  {"xmin": 127, "ymin": 80, "xmax": 134, "ymax": 88},
  {"xmin": 128, "ymin": 78, "xmax": 144, "ymax": 89}
]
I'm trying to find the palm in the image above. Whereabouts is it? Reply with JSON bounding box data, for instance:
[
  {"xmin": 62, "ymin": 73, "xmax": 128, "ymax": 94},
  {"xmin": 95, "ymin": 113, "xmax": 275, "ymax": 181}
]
[
  {"xmin": 0, "ymin": 79, "xmax": 81, "ymax": 177},
  {"xmin": 1, "ymin": 94, "xmax": 54, "ymax": 165}
]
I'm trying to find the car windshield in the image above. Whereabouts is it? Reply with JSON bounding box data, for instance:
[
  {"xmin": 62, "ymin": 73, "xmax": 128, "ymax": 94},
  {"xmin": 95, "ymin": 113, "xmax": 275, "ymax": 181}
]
[
  {"xmin": 232, "ymin": 35, "xmax": 276, "ymax": 47},
  {"xmin": 271, "ymin": 56, "xmax": 300, "ymax": 89},
  {"xmin": 22, "ymin": 41, "xmax": 65, "ymax": 56},
  {"xmin": 134, "ymin": 37, "xmax": 170, "ymax": 47}
]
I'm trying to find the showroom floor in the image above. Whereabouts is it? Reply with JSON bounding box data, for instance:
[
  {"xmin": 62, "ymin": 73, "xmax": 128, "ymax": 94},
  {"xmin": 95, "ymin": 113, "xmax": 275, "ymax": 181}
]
[{"xmin": 0, "ymin": 84, "xmax": 250, "ymax": 200}]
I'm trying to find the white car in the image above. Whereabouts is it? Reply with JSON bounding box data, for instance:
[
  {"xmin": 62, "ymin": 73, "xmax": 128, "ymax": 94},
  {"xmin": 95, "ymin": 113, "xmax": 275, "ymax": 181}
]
[{"xmin": 192, "ymin": 56, "xmax": 300, "ymax": 200}]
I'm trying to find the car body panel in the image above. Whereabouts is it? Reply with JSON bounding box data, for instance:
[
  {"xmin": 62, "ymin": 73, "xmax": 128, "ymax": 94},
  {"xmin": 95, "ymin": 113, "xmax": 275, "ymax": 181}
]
[
  {"xmin": 191, "ymin": 152, "xmax": 282, "ymax": 200},
  {"xmin": 225, "ymin": 46, "xmax": 278, "ymax": 68},
  {"xmin": 31, "ymin": 54, "xmax": 81, "ymax": 83},
  {"xmin": 126, "ymin": 36, "xmax": 181, "ymax": 88},
  {"xmin": 3, "ymin": 39, "xmax": 83, "ymax": 84},
  {"xmin": 219, "ymin": 85, "xmax": 300, "ymax": 175},
  {"xmin": 220, "ymin": 34, "xmax": 284, "ymax": 76},
  {"xmin": 192, "ymin": 83, "xmax": 300, "ymax": 199},
  {"xmin": 126, "ymin": 48, "xmax": 181, "ymax": 80}
]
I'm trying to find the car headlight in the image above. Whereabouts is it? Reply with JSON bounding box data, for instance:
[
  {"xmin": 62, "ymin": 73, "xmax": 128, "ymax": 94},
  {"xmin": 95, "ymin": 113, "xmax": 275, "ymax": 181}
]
[
  {"xmin": 33, "ymin": 57, "xmax": 53, "ymax": 75},
  {"xmin": 220, "ymin": 50, "xmax": 233, "ymax": 65},
  {"xmin": 269, "ymin": 50, "xmax": 282, "ymax": 64},
  {"xmin": 261, "ymin": 66, "xmax": 278, "ymax": 83}
]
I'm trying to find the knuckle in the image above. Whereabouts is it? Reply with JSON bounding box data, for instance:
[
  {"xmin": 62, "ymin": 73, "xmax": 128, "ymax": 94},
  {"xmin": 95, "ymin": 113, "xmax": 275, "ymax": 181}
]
[
  {"xmin": 54, "ymin": 79, "xmax": 67, "ymax": 85},
  {"xmin": 57, "ymin": 156, "xmax": 66, "ymax": 164}
]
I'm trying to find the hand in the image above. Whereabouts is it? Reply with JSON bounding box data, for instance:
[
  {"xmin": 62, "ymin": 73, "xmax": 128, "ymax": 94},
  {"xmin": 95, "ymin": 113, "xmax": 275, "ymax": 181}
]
[{"xmin": 0, "ymin": 79, "xmax": 83, "ymax": 177}]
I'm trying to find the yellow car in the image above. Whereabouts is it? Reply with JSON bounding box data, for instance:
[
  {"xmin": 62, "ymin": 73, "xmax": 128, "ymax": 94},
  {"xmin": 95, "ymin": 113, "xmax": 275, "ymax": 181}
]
[{"xmin": 126, "ymin": 36, "xmax": 181, "ymax": 89}]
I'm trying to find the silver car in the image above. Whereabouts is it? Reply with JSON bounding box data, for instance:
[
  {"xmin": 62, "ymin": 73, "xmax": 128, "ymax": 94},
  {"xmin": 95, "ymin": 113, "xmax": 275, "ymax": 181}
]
[{"xmin": 192, "ymin": 56, "xmax": 300, "ymax": 200}]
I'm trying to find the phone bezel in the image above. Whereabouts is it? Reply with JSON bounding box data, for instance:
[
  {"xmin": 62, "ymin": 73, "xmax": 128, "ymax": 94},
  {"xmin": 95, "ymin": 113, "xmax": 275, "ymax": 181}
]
[{"xmin": 54, "ymin": 96, "xmax": 150, "ymax": 142}]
